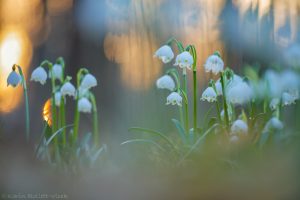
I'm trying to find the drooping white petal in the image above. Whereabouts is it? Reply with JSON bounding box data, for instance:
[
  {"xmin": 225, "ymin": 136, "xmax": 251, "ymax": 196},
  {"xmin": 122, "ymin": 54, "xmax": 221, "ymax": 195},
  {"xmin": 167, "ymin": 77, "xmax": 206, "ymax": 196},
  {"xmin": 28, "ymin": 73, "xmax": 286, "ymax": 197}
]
[
  {"xmin": 204, "ymin": 54, "xmax": 224, "ymax": 75},
  {"xmin": 80, "ymin": 73, "xmax": 97, "ymax": 90},
  {"xmin": 49, "ymin": 64, "xmax": 63, "ymax": 81},
  {"xmin": 264, "ymin": 117, "xmax": 284, "ymax": 132},
  {"xmin": 156, "ymin": 75, "xmax": 175, "ymax": 91},
  {"xmin": 60, "ymin": 82, "xmax": 76, "ymax": 97},
  {"xmin": 78, "ymin": 97, "xmax": 92, "ymax": 113},
  {"xmin": 54, "ymin": 92, "xmax": 62, "ymax": 107},
  {"xmin": 269, "ymin": 98, "xmax": 280, "ymax": 110},
  {"xmin": 201, "ymin": 87, "xmax": 217, "ymax": 102},
  {"xmin": 174, "ymin": 51, "xmax": 194, "ymax": 70},
  {"xmin": 227, "ymin": 81, "xmax": 252, "ymax": 105},
  {"xmin": 7, "ymin": 71, "xmax": 21, "ymax": 87},
  {"xmin": 215, "ymin": 80, "xmax": 223, "ymax": 96},
  {"xmin": 231, "ymin": 119, "xmax": 248, "ymax": 135},
  {"xmin": 31, "ymin": 66, "xmax": 47, "ymax": 85},
  {"xmin": 282, "ymin": 92, "xmax": 296, "ymax": 106},
  {"xmin": 166, "ymin": 92, "xmax": 182, "ymax": 106},
  {"xmin": 154, "ymin": 45, "xmax": 174, "ymax": 64}
]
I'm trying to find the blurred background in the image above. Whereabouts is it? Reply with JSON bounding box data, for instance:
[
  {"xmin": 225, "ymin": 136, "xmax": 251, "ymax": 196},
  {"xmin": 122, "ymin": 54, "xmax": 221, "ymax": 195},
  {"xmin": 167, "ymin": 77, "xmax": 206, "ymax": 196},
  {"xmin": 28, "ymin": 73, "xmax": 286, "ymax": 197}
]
[
  {"xmin": 1, "ymin": 0, "xmax": 300, "ymax": 143},
  {"xmin": 1, "ymin": 0, "xmax": 300, "ymax": 199}
]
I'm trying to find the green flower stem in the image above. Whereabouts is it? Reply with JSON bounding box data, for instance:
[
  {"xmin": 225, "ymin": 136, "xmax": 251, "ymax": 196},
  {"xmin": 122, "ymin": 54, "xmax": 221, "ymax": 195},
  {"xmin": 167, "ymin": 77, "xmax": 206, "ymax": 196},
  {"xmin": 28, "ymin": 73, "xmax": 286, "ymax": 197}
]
[
  {"xmin": 193, "ymin": 70, "xmax": 197, "ymax": 133},
  {"xmin": 72, "ymin": 68, "xmax": 89, "ymax": 145},
  {"xmin": 220, "ymin": 72, "xmax": 230, "ymax": 132},
  {"xmin": 17, "ymin": 66, "xmax": 30, "ymax": 141},
  {"xmin": 212, "ymin": 83, "xmax": 221, "ymax": 122},
  {"xmin": 90, "ymin": 93, "xmax": 99, "ymax": 147},
  {"xmin": 60, "ymin": 97, "xmax": 66, "ymax": 146},
  {"xmin": 182, "ymin": 69, "xmax": 189, "ymax": 134}
]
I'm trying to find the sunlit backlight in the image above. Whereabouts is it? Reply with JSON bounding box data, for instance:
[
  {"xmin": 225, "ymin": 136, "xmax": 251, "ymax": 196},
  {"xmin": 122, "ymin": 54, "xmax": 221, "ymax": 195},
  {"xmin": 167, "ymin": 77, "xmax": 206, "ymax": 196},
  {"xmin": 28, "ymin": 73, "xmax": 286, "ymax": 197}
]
[
  {"xmin": 42, "ymin": 98, "xmax": 52, "ymax": 126},
  {"xmin": 0, "ymin": 29, "xmax": 32, "ymax": 113}
]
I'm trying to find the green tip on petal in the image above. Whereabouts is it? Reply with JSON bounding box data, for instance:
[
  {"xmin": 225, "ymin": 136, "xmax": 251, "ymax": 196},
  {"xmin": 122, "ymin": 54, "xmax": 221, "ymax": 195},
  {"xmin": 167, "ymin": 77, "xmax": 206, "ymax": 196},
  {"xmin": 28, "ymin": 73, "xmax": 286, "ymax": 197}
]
[{"xmin": 213, "ymin": 51, "xmax": 221, "ymax": 58}]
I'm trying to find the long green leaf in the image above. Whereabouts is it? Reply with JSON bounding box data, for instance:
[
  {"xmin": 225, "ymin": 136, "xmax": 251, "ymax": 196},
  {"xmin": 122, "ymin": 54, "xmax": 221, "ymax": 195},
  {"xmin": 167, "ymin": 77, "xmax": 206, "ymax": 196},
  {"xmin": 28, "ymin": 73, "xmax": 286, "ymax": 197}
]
[
  {"xmin": 129, "ymin": 127, "xmax": 178, "ymax": 150},
  {"xmin": 121, "ymin": 139, "xmax": 166, "ymax": 152},
  {"xmin": 172, "ymin": 119, "xmax": 187, "ymax": 144},
  {"xmin": 177, "ymin": 124, "xmax": 220, "ymax": 165},
  {"xmin": 45, "ymin": 124, "xmax": 73, "ymax": 146}
]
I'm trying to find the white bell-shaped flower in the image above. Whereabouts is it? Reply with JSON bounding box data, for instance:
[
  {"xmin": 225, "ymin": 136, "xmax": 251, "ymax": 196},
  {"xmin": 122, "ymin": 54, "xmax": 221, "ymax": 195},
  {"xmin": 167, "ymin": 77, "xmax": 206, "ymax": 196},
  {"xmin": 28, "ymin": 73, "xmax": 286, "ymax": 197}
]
[
  {"xmin": 166, "ymin": 92, "xmax": 182, "ymax": 106},
  {"xmin": 231, "ymin": 119, "xmax": 248, "ymax": 135},
  {"xmin": 204, "ymin": 54, "xmax": 224, "ymax": 75},
  {"xmin": 78, "ymin": 97, "xmax": 92, "ymax": 113},
  {"xmin": 282, "ymin": 92, "xmax": 296, "ymax": 106},
  {"xmin": 227, "ymin": 82, "xmax": 252, "ymax": 105},
  {"xmin": 215, "ymin": 80, "xmax": 223, "ymax": 96},
  {"xmin": 201, "ymin": 87, "xmax": 217, "ymax": 102},
  {"xmin": 31, "ymin": 66, "xmax": 47, "ymax": 85},
  {"xmin": 156, "ymin": 75, "xmax": 175, "ymax": 91},
  {"xmin": 269, "ymin": 98, "xmax": 280, "ymax": 110},
  {"xmin": 54, "ymin": 92, "xmax": 62, "ymax": 107},
  {"xmin": 174, "ymin": 51, "xmax": 194, "ymax": 70},
  {"xmin": 7, "ymin": 70, "xmax": 21, "ymax": 87},
  {"xmin": 154, "ymin": 45, "xmax": 174, "ymax": 64},
  {"xmin": 80, "ymin": 73, "xmax": 97, "ymax": 90},
  {"xmin": 264, "ymin": 117, "xmax": 283, "ymax": 132},
  {"xmin": 60, "ymin": 82, "xmax": 76, "ymax": 97},
  {"xmin": 49, "ymin": 64, "xmax": 63, "ymax": 81}
]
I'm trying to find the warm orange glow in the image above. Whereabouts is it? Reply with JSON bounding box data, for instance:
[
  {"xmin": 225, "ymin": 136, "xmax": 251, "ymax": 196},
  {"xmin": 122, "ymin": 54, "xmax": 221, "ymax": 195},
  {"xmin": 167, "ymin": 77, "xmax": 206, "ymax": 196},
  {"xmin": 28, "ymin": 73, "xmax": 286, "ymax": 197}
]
[
  {"xmin": 43, "ymin": 99, "xmax": 52, "ymax": 126},
  {"xmin": 0, "ymin": 28, "xmax": 33, "ymax": 113},
  {"xmin": 104, "ymin": 0, "xmax": 163, "ymax": 91}
]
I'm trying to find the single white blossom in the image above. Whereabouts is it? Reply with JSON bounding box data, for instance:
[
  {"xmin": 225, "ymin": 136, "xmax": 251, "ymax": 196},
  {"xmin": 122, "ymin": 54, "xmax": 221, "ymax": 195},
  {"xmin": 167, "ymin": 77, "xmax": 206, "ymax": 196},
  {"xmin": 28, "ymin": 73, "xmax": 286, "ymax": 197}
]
[
  {"xmin": 156, "ymin": 75, "xmax": 175, "ymax": 91},
  {"xmin": 282, "ymin": 92, "xmax": 296, "ymax": 106},
  {"xmin": 80, "ymin": 73, "xmax": 97, "ymax": 90},
  {"xmin": 49, "ymin": 64, "xmax": 63, "ymax": 81},
  {"xmin": 7, "ymin": 70, "xmax": 21, "ymax": 87},
  {"xmin": 231, "ymin": 119, "xmax": 248, "ymax": 135},
  {"xmin": 264, "ymin": 117, "xmax": 284, "ymax": 132},
  {"xmin": 204, "ymin": 54, "xmax": 224, "ymax": 75},
  {"xmin": 166, "ymin": 92, "xmax": 182, "ymax": 106},
  {"xmin": 54, "ymin": 92, "xmax": 62, "ymax": 107},
  {"xmin": 78, "ymin": 97, "xmax": 92, "ymax": 113},
  {"xmin": 227, "ymin": 81, "xmax": 252, "ymax": 105},
  {"xmin": 174, "ymin": 51, "xmax": 194, "ymax": 70},
  {"xmin": 269, "ymin": 98, "xmax": 280, "ymax": 110},
  {"xmin": 215, "ymin": 80, "xmax": 223, "ymax": 96},
  {"xmin": 201, "ymin": 87, "xmax": 217, "ymax": 102},
  {"xmin": 31, "ymin": 66, "xmax": 47, "ymax": 85},
  {"xmin": 60, "ymin": 82, "xmax": 76, "ymax": 97},
  {"xmin": 154, "ymin": 45, "xmax": 174, "ymax": 64}
]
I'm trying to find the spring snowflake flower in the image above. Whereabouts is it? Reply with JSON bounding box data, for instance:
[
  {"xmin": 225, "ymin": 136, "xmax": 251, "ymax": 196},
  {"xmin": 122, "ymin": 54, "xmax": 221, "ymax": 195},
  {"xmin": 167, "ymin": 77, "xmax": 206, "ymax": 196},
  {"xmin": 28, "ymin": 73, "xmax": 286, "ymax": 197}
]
[
  {"xmin": 227, "ymin": 81, "xmax": 252, "ymax": 105},
  {"xmin": 60, "ymin": 82, "xmax": 76, "ymax": 97},
  {"xmin": 166, "ymin": 92, "xmax": 182, "ymax": 106},
  {"xmin": 31, "ymin": 66, "xmax": 47, "ymax": 85},
  {"xmin": 282, "ymin": 92, "xmax": 296, "ymax": 106},
  {"xmin": 264, "ymin": 117, "xmax": 283, "ymax": 132},
  {"xmin": 215, "ymin": 80, "xmax": 223, "ymax": 96},
  {"xmin": 7, "ymin": 70, "xmax": 21, "ymax": 87},
  {"xmin": 154, "ymin": 45, "xmax": 174, "ymax": 64},
  {"xmin": 204, "ymin": 54, "xmax": 224, "ymax": 75},
  {"xmin": 80, "ymin": 73, "xmax": 97, "ymax": 90},
  {"xmin": 78, "ymin": 97, "xmax": 92, "ymax": 113},
  {"xmin": 201, "ymin": 87, "xmax": 217, "ymax": 102},
  {"xmin": 49, "ymin": 64, "xmax": 63, "ymax": 81},
  {"xmin": 269, "ymin": 98, "xmax": 280, "ymax": 110},
  {"xmin": 54, "ymin": 92, "xmax": 62, "ymax": 107},
  {"xmin": 174, "ymin": 51, "xmax": 194, "ymax": 70},
  {"xmin": 156, "ymin": 75, "xmax": 175, "ymax": 91},
  {"xmin": 231, "ymin": 119, "xmax": 248, "ymax": 135}
]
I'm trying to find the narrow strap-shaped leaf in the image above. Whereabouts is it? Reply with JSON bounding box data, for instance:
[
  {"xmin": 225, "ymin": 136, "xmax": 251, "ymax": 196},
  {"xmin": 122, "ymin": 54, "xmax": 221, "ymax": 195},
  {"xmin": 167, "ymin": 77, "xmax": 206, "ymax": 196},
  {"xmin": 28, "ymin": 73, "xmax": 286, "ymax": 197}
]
[
  {"xmin": 45, "ymin": 124, "xmax": 73, "ymax": 146},
  {"xmin": 129, "ymin": 127, "xmax": 178, "ymax": 151},
  {"xmin": 172, "ymin": 119, "xmax": 187, "ymax": 143},
  {"xmin": 121, "ymin": 139, "xmax": 167, "ymax": 152}
]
